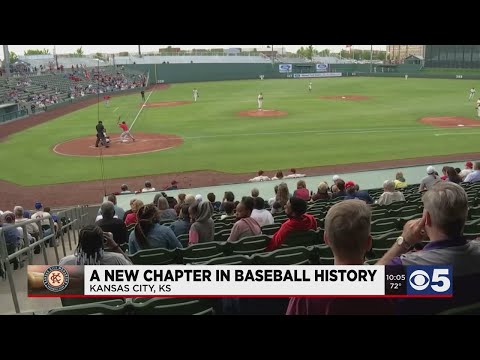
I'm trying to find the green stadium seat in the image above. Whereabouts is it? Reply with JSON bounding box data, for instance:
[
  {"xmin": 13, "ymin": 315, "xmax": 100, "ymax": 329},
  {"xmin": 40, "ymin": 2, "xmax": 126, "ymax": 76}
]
[
  {"xmin": 48, "ymin": 301, "xmax": 127, "ymax": 315},
  {"xmin": 437, "ymin": 302, "xmax": 480, "ymax": 315},
  {"xmin": 61, "ymin": 298, "xmax": 125, "ymax": 307},
  {"xmin": 261, "ymin": 223, "xmax": 281, "ymax": 235},
  {"xmin": 253, "ymin": 246, "xmax": 312, "ymax": 265},
  {"xmin": 228, "ymin": 235, "xmax": 271, "ymax": 255},
  {"xmin": 204, "ymin": 254, "xmax": 252, "ymax": 265},
  {"xmin": 179, "ymin": 242, "xmax": 226, "ymax": 264},
  {"xmin": 128, "ymin": 248, "xmax": 179, "ymax": 265},
  {"xmin": 131, "ymin": 298, "xmax": 215, "ymax": 315}
]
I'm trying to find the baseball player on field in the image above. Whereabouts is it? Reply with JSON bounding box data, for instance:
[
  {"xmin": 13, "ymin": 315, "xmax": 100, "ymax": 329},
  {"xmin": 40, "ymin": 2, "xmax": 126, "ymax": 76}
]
[{"xmin": 118, "ymin": 116, "xmax": 136, "ymax": 142}]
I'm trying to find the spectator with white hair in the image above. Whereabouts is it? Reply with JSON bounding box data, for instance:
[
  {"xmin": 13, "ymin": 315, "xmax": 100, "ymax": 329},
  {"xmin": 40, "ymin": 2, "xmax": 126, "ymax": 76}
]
[
  {"xmin": 418, "ymin": 166, "xmax": 441, "ymax": 192},
  {"xmin": 311, "ymin": 182, "xmax": 331, "ymax": 202},
  {"xmin": 14, "ymin": 205, "xmax": 39, "ymax": 239},
  {"xmin": 377, "ymin": 182, "xmax": 480, "ymax": 314},
  {"xmin": 376, "ymin": 180, "xmax": 405, "ymax": 206}
]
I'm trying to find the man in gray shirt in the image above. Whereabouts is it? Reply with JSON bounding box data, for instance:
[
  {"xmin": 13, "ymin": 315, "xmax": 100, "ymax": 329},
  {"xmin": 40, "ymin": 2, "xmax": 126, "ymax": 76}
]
[{"xmin": 418, "ymin": 166, "xmax": 441, "ymax": 192}]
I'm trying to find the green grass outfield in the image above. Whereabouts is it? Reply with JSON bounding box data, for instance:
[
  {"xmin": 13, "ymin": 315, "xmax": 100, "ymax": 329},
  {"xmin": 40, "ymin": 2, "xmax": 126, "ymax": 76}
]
[{"xmin": 3, "ymin": 77, "xmax": 480, "ymax": 186}]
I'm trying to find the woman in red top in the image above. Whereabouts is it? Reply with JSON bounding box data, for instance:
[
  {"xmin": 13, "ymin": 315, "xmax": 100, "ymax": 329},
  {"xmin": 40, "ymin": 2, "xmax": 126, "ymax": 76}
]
[
  {"xmin": 293, "ymin": 180, "xmax": 310, "ymax": 201},
  {"xmin": 124, "ymin": 199, "xmax": 144, "ymax": 227}
]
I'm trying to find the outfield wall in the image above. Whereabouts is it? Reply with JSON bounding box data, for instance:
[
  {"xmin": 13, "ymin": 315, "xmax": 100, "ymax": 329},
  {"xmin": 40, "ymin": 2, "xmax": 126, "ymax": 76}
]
[{"xmin": 126, "ymin": 64, "xmax": 284, "ymax": 85}]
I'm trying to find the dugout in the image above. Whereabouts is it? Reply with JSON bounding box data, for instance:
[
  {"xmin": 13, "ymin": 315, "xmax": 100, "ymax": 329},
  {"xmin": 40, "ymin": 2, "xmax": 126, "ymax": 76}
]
[
  {"xmin": 425, "ymin": 45, "xmax": 480, "ymax": 68},
  {"xmin": 293, "ymin": 63, "xmax": 316, "ymax": 73}
]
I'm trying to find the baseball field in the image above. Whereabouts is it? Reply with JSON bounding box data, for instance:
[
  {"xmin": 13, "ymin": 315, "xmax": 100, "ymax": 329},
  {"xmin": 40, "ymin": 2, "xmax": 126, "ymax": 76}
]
[{"xmin": 2, "ymin": 76, "xmax": 480, "ymax": 187}]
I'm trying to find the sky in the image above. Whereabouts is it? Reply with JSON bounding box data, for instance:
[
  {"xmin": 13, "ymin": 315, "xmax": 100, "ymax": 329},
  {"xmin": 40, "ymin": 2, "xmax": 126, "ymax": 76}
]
[{"xmin": 1, "ymin": 45, "xmax": 386, "ymax": 57}]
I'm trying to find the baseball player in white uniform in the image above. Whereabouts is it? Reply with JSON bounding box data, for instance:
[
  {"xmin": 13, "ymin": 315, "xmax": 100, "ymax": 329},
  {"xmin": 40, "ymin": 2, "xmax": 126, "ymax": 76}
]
[
  {"xmin": 476, "ymin": 98, "xmax": 480, "ymax": 117},
  {"xmin": 193, "ymin": 88, "xmax": 199, "ymax": 102},
  {"xmin": 308, "ymin": 81, "xmax": 312, "ymax": 92},
  {"xmin": 257, "ymin": 93, "xmax": 263, "ymax": 110},
  {"xmin": 469, "ymin": 87, "xmax": 476, "ymax": 101}
]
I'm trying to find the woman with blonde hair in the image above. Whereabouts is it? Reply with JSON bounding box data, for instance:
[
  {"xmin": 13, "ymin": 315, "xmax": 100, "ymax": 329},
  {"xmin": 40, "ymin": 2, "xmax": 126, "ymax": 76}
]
[
  {"xmin": 124, "ymin": 199, "xmax": 144, "ymax": 227},
  {"xmin": 276, "ymin": 182, "xmax": 291, "ymax": 208},
  {"xmin": 311, "ymin": 182, "xmax": 331, "ymax": 201}
]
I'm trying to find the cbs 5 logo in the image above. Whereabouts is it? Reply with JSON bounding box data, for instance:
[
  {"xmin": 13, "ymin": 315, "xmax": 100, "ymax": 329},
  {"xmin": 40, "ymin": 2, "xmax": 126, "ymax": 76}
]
[{"xmin": 407, "ymin": 266, "xmax": 452, "ymax": 295}]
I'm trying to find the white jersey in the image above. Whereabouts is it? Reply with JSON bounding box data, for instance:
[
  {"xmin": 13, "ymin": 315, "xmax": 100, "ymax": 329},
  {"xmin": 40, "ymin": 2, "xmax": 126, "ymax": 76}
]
[
  {"xmin": 193, "ymin": 89, "xmax": 198, "ymax": 96},
  {"xmin": 258, "ymin": 94, "xmax": 263, "ymax": 101},
  {"xmin": 471, "ymin": 88, "xmax": 476, "ymax": 94}
]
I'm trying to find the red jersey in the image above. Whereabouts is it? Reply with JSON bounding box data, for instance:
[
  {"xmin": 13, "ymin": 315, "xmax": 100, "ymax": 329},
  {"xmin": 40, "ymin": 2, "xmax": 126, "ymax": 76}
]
[{"xmin": 119, "ymin": 123, "xmax": 129, "ymax": 131}]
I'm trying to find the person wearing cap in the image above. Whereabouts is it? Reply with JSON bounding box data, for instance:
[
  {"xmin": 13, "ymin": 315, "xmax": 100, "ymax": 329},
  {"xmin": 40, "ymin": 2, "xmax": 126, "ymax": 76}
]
[
  {"xmin": 376, "ymin": 180, "xmax": 405, "ymax": 206},
  {"xmin": 30, "ymin": 202, "xmax": 54, "ymax": 239},
  {"xmin": 464, "ymin": 161, "xmax": 480, "ymax": 183},
  {"xmin": 345, "ymin": 181, "xmax": 374, "ymax": 204},
  {"xmin": 459, "ymin": 161, "xmax": 474, "ymax": 180},
  {"xmin": 418, "ymin": 166, "xmax": 441, "ymax": 192},
  {"xmin": 165, "ymin": 180, "xmax": 178, "ymax": 190},
  {"xmin": 293, "ymin": 180, "xmax": 310, "ymax": 201},
  {"xmin": 95, "ymin": 120, "xmax": 108, "ymax": 148}
]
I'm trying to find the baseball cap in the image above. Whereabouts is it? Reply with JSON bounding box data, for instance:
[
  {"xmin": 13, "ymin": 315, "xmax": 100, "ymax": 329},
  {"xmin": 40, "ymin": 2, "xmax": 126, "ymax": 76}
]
[
  {"xmin": 332, "ymin": 175, "xmax": 340, "ymax": 182},
  {"xmin": 34, "ymin": 202, "xmax": 43, "ymax": 209},
  {"xmin": 426, "ymin": 166, "xmax": 435, "ymax": 175},
  {"xmin": 466, "ymin": 161, "xmax": 473, "ymax": 168},
  {"xmin": 345, "ymin": 181, "xmax": 356, "ymax": 189}
]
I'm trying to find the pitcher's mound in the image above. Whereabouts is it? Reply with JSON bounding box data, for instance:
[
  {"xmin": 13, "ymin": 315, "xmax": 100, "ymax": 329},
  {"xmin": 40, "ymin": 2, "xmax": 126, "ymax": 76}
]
[
  {"xmin": 237, "ymin": 109, "xmax": 288, "ymax": 117},
  {"xmin": 53, "ymin": 132, "xmax": 183, "ymax": 157},
  {"xmin": 144, "ymin": 101, "xmax": 192, "ymax": 108},
  {"xmin": 320, "ymin": 95, "xmax": 371, "ymax": 101},
  {"xmin": 420, "ymin": 116, "xmax": 480, "ymax": 128}
]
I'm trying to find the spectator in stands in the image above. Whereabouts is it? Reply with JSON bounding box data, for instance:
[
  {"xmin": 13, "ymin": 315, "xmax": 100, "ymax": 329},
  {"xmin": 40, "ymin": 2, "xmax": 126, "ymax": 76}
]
[
  {"xmin": 459, "ymin": 161, "xmax": 474, "ymax": 180},
  {"xmin": 195, "ymin": 194, "xmax": 203, "ymax": 202},
  {"xmin": 287, "ymin": 200, "xmax": 394, "ymax": 315},
  {"xmin": 60, "ymin": 225, "xmax": 131, "ymax": 265},
  {"xmin": 1, "ymin": 212, "xmax": 21, "ymax": 269},
  {"xmin": 120, "ymin": 184, "xmax": 132, "ymax": 194},
  {"xmin": 128, "ymin": 204, "xmax": 182, "ymax": 254},
  {"xmin": 271, "ymin": 171, "xmax": 284, "ymax": 180},
  {"xmin": 394, "ymin": 171, "xmax": 407, "ymax": 189},
  {"xmin": 311, "ymin": 182, "xmax": 331, "ymax": 202},
  {"xmin": 174, "ymin": 193, "xmax": 187, "ymax": 215},
  {"xmin": 419, "ymin": 166, "xmax": 442, "ymax": 192},
  {"xmin": 345, "ymin": 181, "xmax": 373, "ymax": 204},
  {"xmin": 96, "ymin": 201, "xmax": 128, "ymax": 245},
  {"xmin": 31, "ymin": 202, "xmax": 54, "ymax": 238},
  {"xmin": 227, "ymin": 197, "xmax": 262, "ymax": 242},
  {"xmin": 271, "ymin": 201, "xmax": 284, "ymax": 215},
  {"xmin": 248, "ymin": 170, "xmax": 270, "ymax": 182},
  {"xmin": 446, "ymin": 166, "xmax": 462, "ymax": 184},
  {"xmin": 268, "ymin": 185, "xmax": 279, "ymax": 206},
  {"xmin": 157, "ymin": 197, "xmax": 177, "ymax": 222},
  {"xmin": 251, "ymin": 188, "xmax": 259, "ymax": 198},
  {"xmin": 14, "ymin": 205, "xmax": 39, "ymax": 239},
  {"xmin": 376, "ymin": 180, "xmax": 405, "ymax": 206},
  {"xmin": 97, "ymin": 194, "xmax": 125, "ymax": 220},
  {"xmin": 455, "ymin": 167, "xmax": 462, "ymax": 175},
  {"xmin": 141, "ymin": 181, "xmax": 155, "ymax": 192},
  {"xmin": 170, "ymin": 204, "xmax": 192, "ymax": 237},
  {"xmin": 124, "ymin": 199, "xmax": 144, "ymax": 227},
  {"xmin": 275, "ymin": 182, "xmax": 291, "ymax": 208},
  {"xmin": 220, "ymin": 201, "xmax": 236, "ymax": 220},
  {"xmin": 123, "ymin": 198, "xmax": 136, "ymax": 222},
  {"xmin": 464, "ymin": 161, "xmax": 480, "ymax": 183},
  {"xmin": 188, "ymin": 201, "xmax": 214, "ymax": 245},
  {"xmin": 267, "ymin": 197, "xmax": 317, "ymax": 251},
  {"xmin": 251, "ymin": 197, "xmax": 274, "ymax": 227},
  {"xmin": 440, "ymin": 166, "xmax": 449, "ymax": 181},
  {"xmin": 207, "ymin": 193, "xmax": 221, "ymax": 212},
  {"xmin": 220, "ymin": 191, "xmax": 235, "ymax": 212},
  {"xmin": 332, "ymin": 179, "xmax": 346, "ymax": 199},
  {"xmin": 377, "ymin": 182, "xmax": 480, "ymax": 314},
  {"xmin": 293, "ymin": 180, "xmax": 310, "ymax": 201}
]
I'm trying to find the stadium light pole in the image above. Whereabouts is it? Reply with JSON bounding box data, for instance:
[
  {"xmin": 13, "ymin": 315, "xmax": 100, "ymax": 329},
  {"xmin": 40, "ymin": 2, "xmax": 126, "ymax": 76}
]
[
  {"xmin": 138, "ymin": 45, "xmax": 141, "ymax": 57},
  {"xmin": 3, "ymin": 45, "xmax": 11, "ymax": 77},
  {"xmin": 370, "ymin": 45, "xmax": 373, "ymax": 73}
]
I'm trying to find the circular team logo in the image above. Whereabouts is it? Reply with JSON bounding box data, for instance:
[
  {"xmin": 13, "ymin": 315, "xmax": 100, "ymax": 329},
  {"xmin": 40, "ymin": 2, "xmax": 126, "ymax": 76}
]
[{"xmin": 43, "ymin": 265, "xmax": 70, "ymax": 292}]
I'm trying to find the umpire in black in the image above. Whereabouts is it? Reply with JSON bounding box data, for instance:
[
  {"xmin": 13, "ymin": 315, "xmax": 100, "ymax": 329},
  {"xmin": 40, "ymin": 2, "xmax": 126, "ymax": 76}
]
[{"xmin": 95, "ymin": 121, "xmax": 108, "ymax": 148}]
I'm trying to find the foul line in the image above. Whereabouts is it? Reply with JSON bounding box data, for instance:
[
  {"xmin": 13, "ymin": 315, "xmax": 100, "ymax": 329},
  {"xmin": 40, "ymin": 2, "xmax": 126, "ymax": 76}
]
[
  {"xmin": 113, "ymin": 107, "xmax": 119, "ymax": 112},
  {"xmin": 130, "ymin": 89, "xmax": 154, "ymax": 131}
]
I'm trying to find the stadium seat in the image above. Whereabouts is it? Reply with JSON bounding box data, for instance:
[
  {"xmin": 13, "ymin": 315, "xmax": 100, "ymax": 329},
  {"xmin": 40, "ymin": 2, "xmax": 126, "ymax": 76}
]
[
  {"xmin": 253, "ymin": 246, "xmax": 312, "ymax": 265},
  {"xmin": 131, "ymin": 298, "xmax": 215, "ymax": 315},
  {"xmin": 47, "ymin": 301, "xmax": 127, "ymax": 315},
  {"xmin": 204, "ymin": 254, "xmax": 252, "ymax": 265},
  {"xmin": 228, "ymin": 234, "xmax": 271, "ymax": 255},
  {"xmin": 261, "ymin": 223, "xmax": 281, "ymax": 235},
  {"xmin": 128, "ymin": 248, "xmax": 179, "ymax": 265},
  {"xmin": 437, "ymin": 302, "xmax": 480, "ymax": 315},
  {"xmin": 179, "ymin": 242, "xmax": 226, "ymax": 264},
  {"xmin": 61, "ymin": 298, "xmax": 125, "ymax": 307},
  {"xmin": 282, "ymin": 229, "xmax": 319, "ymax": 248}
]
